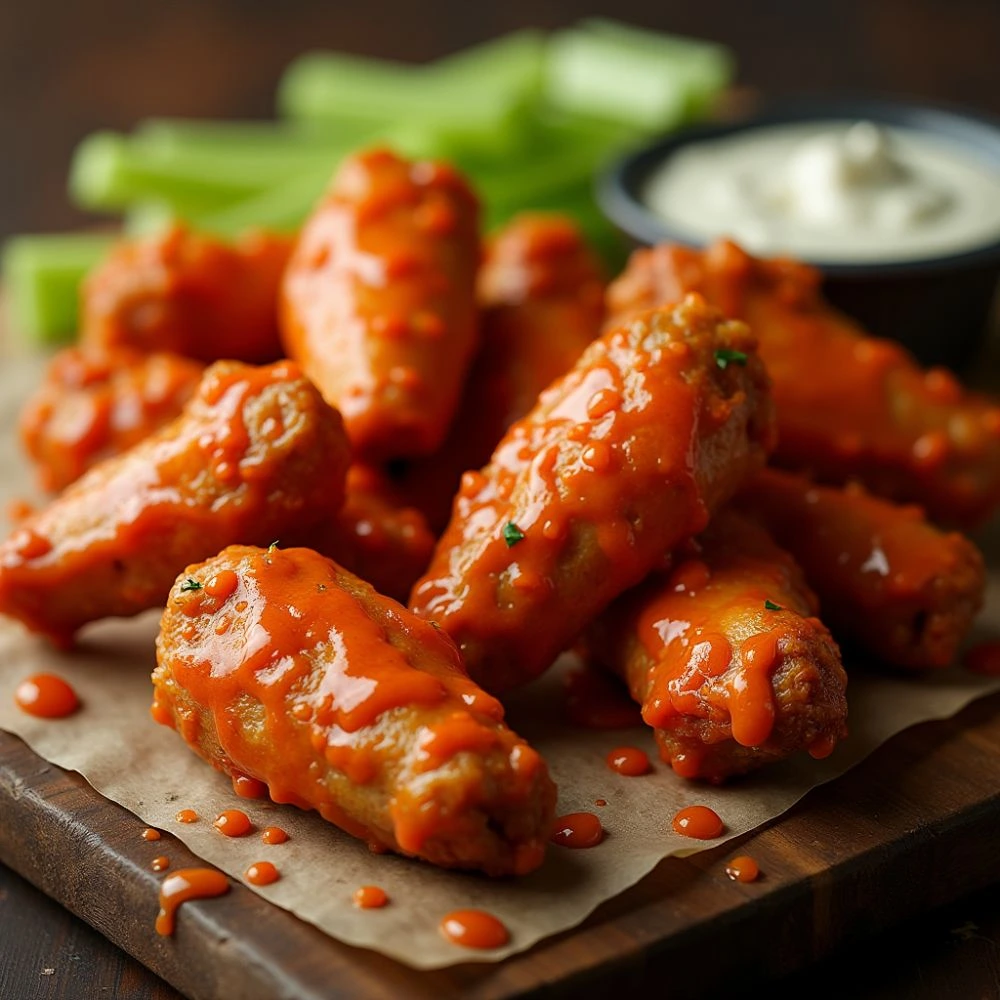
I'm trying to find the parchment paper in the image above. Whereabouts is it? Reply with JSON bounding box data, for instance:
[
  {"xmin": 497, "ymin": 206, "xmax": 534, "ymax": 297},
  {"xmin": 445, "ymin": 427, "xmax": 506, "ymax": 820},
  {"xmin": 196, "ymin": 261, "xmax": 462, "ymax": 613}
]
[{"xmin": 1, "ymin": 352, "xmax": 999, "ymax": 969}]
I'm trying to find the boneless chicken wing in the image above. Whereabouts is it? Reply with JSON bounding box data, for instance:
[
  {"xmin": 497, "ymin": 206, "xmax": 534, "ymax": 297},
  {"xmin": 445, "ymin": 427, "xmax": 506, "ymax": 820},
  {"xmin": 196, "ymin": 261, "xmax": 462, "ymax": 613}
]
[
  {"xmin": 20, "ymin": 345, "xmax": 203, "ymax": 493},
  {"xmin": 397, "ymin": 212, "xmax": 606, "ymax": 532},
  {"xmin": 738, "ymin": 469, "xmax": 985, "ymax": 669},
  {"xmin": 0, "ymin": 361, "xmax": 350, "ymax": 643},
  {"xmin": 81, "ymin": 225, "xmax": 292, "ymax": 364},
  {"xmin": 585, "ymin": 508, "xmax": 848, "ymax": 782},
  {"xmin": 153, "ymin": 545, "xmax": 556, "ymax": 876},
  {"xmin": 410, "ymin": 295, "xmax": 776, "ymax": 693},
  {"xmin": 606, "ymin": 239, "xmax": 1000, "ymax": 525},
  {"xmin": 280, "ymin": 147, "xmax": 480, "ymax": 460}
]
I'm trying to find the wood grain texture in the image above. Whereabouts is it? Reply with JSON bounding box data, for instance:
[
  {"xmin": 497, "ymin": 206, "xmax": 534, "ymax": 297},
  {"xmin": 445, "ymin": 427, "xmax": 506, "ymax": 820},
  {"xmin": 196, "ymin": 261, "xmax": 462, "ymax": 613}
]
[{"xmin": 3, "ymin": 688, "xmax": 1000, "ymax": 1000}]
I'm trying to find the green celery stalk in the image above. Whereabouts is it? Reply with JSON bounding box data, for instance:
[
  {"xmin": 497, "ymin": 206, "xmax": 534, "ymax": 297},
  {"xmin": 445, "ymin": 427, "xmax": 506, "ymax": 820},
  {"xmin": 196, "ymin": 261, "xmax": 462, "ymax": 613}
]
[
  {"xmin": 132, "ymin": 118, "xmax": 361, "ymax": 157},
  {"xmin": 2, "ymin": 233, "xmax": 116, "ymax": 345}
]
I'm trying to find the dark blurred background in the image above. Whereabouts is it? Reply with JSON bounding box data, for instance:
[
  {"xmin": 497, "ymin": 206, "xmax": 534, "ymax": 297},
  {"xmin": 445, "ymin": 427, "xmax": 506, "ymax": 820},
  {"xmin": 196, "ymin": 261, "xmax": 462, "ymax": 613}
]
[{"xmin": 2, "ymin": 0, "xmax": 999, "ymax": 241}]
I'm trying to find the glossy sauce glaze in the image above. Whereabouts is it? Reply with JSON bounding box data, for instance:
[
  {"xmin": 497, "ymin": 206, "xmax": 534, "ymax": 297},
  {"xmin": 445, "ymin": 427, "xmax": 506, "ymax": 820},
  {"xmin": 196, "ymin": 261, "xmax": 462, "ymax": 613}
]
[
  {"xmin": 153, "ymin": 544, "xmax": 556, "ymax": 876},
  {"xmin": 245, "ymin": 861, "xmax": 280, "ymax": 886},
  {"xmin": 739, "ymin": 468, "xmax": 986, "ymax": 669},
  {"xmin": 280, "ymin": 147, "xmax": 481, "ymax": 460},
  {"xmin": 439, "ymin": 909, "xmax": 510, "ymax": 949},
  {"xmin": 353, "ymin": 885, "xmax": 389, "ymax": 909},
  {"xmin": 550, "ymin": 812, "xmax": 605, "ymax": 848},
  {"xmin": 672, "ymin": 805, "xmax": 724, "ymax": 839},
  {"xmin": 231, "ymin": 772, "xmax": 269, "ymax": 800},
  {"xmin": 14, "ymin": 674, "xmax": 80, "ymax": 718},
  {"xmin": 606, "ymin": 239, "xmax": 1000, "ymax": 526},
  {"xmin": 0, "ymin": 359, "xmax": 351, "ymax": 644},
  {"xmin": 586, "ymin": 507, "xmax": 847, "ymax": 781},
  {"xmin": 155, "ymin": 868, "xmax": 230, "ymax": 936},
  {"xmin": 411, "ymin": 296, "xmax": 775, "ymax": 693}
]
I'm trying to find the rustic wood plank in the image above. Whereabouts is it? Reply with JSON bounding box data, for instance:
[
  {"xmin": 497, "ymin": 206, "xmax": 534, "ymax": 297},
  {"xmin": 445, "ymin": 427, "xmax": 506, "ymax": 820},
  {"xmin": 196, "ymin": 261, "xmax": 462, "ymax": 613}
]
[{"xmin": 3, "ymin": 688, "xmax": 1000, "ymax": 1000}]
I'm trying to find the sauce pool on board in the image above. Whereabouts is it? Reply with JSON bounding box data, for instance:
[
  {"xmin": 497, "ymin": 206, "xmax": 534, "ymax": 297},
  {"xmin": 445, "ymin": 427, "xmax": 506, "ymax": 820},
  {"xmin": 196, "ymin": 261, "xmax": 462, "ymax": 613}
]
[
  {"xmin": 151, "ymin": 856, "xmax": 170, "ymax": 873},
  {"xmin": 353, "ymin": 885, "xmax": 389, "ymax": 909},
  {"xmin": 141, "ymin": 828, "xmax": 161, "ymax": 842},
  {"xmin": 245, "ymin": 861, "xmax": 280, "ymax": 886},
  {"xmin": 439, "ymin": 909, "xmax": 509, "ymax": 949},
  {"xmin": 725, "ymin": 855, "xmax": 760, "ymax": 882},
  {"xmin": 672, "ymin": 805, "xmax": 724, "ymax": 839},
  {"xmin": 550, "ymin": 812, "xmax": 605, "ymax": 848},
  {"xmin": 606, "ymin": 746, "xmax": 651, "ymax": 776},
  {"xmin": 214, "ymin": 809, "xmax": 253, "ymax": 837},
  {"xmin": 14, "ymin": 674, "xmax": 79, "ymax": 718},
  {"xmin": 155, "ymin": 868, "xmax": 230, "ymax": 936}
]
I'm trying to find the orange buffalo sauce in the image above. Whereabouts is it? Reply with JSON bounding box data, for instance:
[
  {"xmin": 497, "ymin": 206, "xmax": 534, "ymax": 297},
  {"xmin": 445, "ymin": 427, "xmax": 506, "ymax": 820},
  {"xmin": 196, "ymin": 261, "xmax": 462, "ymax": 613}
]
[
  {"xmin": 606, "ymin": 746, "xmax": 650, "ymax": 776},
  {"xmin": 725, "ymin": 855, "xmax": 760, "ymax": 882},
  {"xmin": 155, "ymin": 868, "xmax": 230, "ymax": 936},
  {"xmin": 151, "ymin": 857, "xmax": 170, "ymax": 873},
  {"xmin": 231, "ymin": 773, "xmax": 269, "ymax": 800},
  {"xmin": 245, "ymin": 861, "xmax": 280, "ymax": 886},
  {"xmin": 14, "ymin": 674, "xmax": 79, "ymax": 718},
  {"xmin": 175, "ymin": 809, "xmax": 199, "ymax": 824},
  {"xmin": 672, "ymin": 805, "xmax": 724, "ymax": 839},
  {"xmin": 141, "ymin": 828, "xmax": 161, "ymax": 842},
  {"xmin": 261, "ymin": 826, "xmax": 289, "ymax": 845},
  {"xmin": 214, "ymin": 810, "xmax": 253, "ymax": 838},
  {"xmin": 353, "ymin": 885, "xmax": 389, "ymax": 909},
  {"xmin": 439, "ymin": 909, "xmax": 509, "ymax": 949},
  {"xmin": 550, "ymin": 812, "xmax": 604, "ymax": 849}
]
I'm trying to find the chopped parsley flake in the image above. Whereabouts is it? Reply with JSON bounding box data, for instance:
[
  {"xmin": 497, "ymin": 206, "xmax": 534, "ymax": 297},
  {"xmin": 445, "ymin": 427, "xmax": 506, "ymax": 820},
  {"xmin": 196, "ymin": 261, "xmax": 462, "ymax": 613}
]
[
  {"xmin": 714, "ymin": 348, "xmax": 748, "ymax": 370},
  {"xmin": 180, "ymin": 578, "xmax": 202, "ymax": 592},
  {"xmin": 503, "ymin": 522, "xmax": 525, "ymax": 547},
  {"xmin": 764, "ymin": 599, "xmax": 783, "ymax": 611}
]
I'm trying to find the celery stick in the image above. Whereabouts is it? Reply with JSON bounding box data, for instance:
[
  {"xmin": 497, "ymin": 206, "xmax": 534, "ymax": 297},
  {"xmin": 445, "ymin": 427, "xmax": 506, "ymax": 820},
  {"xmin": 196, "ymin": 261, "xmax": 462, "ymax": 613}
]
[
  {"xmin": 133, "ymin": 118, "xmax": 358, "ymax": 156},
  {"xmin": 2, "ymin": 233, "xmax": 116, "ymax": 345},
  {"xmin": 431, "ymin": 29, "xmax": 545, "ymax": 97},
  {"xmin": 123, "ymin": 201, "xmax": 182, "ymax": 237},
  {"xmin": 544, "ymin": 24, "xmax": 733, "ymax": 130}
]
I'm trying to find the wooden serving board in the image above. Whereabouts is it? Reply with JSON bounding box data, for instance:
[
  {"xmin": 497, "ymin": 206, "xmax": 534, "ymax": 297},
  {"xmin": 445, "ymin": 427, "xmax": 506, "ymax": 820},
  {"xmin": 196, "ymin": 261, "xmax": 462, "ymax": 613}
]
[{"xmin": 4, "ymin": 685, "xmax": 1000, "ymax": 1000}]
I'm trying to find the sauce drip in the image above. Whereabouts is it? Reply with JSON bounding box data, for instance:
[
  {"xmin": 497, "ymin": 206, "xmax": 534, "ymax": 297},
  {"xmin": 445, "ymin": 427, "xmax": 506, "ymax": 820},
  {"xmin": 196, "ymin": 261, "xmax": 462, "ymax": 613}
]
[
  {"xmin": 606, "ymin": 746, "xmax": 651, "ymax": 776},
  {"xmin": 550, "ymin": 812, "xmax": 604, "ymax": 848},
  {"xmin": 14, "ymin": 674, "xmax": 79, "ymax": 719},
  {"xmin": 564, "ymin": 666, "xmax": 643, "ymax": 730},
  {"xmin": 725, "ymin": 855, "xmax": 760, "ymax": 882},
  {"xmin": 672, "ymin": 805, "xmax": 724, "ymax": 839},
  {"xmin": 965, "ymin": 641, "xmax": 1000, "ymax": 676},
  {"xmin": 261, "ymin": 826, "xmax": 289, "ymax": 845},
  {"xmin": 214, "ymin": 810, "xmax": 253, "ymax": 837},
  {"xmin": 245, "ymin": 861, "xmax": 280, "ymax": 886},
  {"xmin": 439, "ymin": 909, "xmax": 510, "ymax": 949},
  {"xmin": 594, "ymin": 798, "xmax": 608, "ymax": 807},
  {"xmin": 232, "ymin": 773, "xmax": 269, "ymax": 799},
  {"xmin": 151, "ymin": 856, "xmax": 170, "ymax": 872},
  {"xmin": 155, "ymin": 868, "xmax": 230, "ymax": 936},
  {"xmin": 141, "ymin": 828, "xmax": 161, "ymax": 842},
  {"xmin": 353, "ymin": 885, "xmax": 389, "ymax": 909},
  {"xmin": 175, "ymin": 809, "xmax": 198, "ymax": 824}
]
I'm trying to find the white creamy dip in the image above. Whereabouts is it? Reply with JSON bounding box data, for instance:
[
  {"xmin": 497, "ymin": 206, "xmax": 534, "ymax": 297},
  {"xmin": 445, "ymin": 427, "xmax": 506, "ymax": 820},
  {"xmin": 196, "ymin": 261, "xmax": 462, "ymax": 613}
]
[{"xmin": 642, "ymin": 120, "xmax": 1000, "ymax": 263}]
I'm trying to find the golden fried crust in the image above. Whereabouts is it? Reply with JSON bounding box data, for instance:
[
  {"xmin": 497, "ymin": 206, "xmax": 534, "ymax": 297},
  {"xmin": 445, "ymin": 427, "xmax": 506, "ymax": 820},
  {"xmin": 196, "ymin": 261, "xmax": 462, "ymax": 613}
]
[
  {"xmin": 738, "ymin": 469, "xmax": 986, "ymax": 669},
  {"xmin": 410, "ymin": 295, "xmax": 777, "ymax": 693},
  {"xmin": 280, "ymin": 147, "xmax": 480, "ymax": 461},
  {"xmin": 153, "ymin": 545, "xmax": 556, "ymax": 876},
  {"xmin": 606, "ymin": 239, "xmax": 1000, "ymax": 527},
  {"xmin": 310, "ymin": 464, "xmax": 436, "ymax": 605},
  {"xmin": 585, "ymin": 508, "xmax": 848, "ymax": 782},
  {"xmin": 396, "ymin": 212, "xmax": 606, "ymax": 533},
  {"xmin": 0, "ymin": 361, "xmax": 350, "ymax": 643},
  {"xmin": 80, "ymin": 225, "xmax": 292, "ymax": 364},
  {"xmin": 19, "ymin": 345, "xmax": 204, "ymax": 494}
]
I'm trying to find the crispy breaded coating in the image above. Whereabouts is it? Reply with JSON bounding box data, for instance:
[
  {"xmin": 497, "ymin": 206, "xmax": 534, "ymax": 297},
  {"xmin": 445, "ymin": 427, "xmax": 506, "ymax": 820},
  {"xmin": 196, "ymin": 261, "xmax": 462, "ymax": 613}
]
[
  {"xmin": 19, "ymin": 345, "xmax": 203, "ymax": 493},
  {"xmin": 397, "ymin": 212, "xmax": 606, "ymax": 533},
  {"xmin": 153, "ymin": 545, "xmax": 556, "ymax": 876},
  {"xmin": 0, "ymin": 361, "xmax": 349, "ymax": 643},
  {"xmin": 738, "ymin": 469, "xmax": 986, "ymax": 669},
  {"xmin": 606, "ymin": 239, "xmax": 1000, "ymax": 526},
  {"xmin": 410, "ymin": 295, "xmax": 776, "ymax": 693},
  {"xmin": 585, "ymin": 508, "xmax": 848, "ymax": 782},
  {"xmin": 280, "ymin": 147, "xmax": 480, "ymax": 460},
  {"xmin": 81, "ymin": 225, "xmax": 292, "ymax": 364}
]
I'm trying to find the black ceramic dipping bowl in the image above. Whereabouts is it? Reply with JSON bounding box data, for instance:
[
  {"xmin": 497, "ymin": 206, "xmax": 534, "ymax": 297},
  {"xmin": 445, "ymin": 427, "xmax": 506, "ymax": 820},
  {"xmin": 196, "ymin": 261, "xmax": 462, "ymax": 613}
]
[{"xmin": 597, "ymin": 97, "xmax": 1000, "ymax": 370}]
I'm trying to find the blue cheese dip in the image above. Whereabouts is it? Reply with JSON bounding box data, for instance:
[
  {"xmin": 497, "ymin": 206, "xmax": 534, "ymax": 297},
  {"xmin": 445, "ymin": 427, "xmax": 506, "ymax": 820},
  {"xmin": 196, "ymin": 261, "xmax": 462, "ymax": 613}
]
[{"xmin": 642, "ymin": 120, "xmax": 1000, "ymax": 263}]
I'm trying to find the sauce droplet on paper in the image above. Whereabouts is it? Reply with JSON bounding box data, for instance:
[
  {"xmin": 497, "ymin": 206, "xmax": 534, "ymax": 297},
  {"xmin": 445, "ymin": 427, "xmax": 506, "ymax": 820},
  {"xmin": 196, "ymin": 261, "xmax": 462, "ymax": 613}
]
[
  {"xmin": 725, "ymin": 855, "xmax": 760, "ymax": 882},
  {"xmin": 440, "ymin": 909, "xmax": 509, "ymax": 949},
  {"xmin": 214, "ymin": 810, "xmax": 253, "ymax": 837},
  {"xmin": 550, "ymin": 812, "xmax": 604, "ymax": 848},
  {"xmin": 245, "ymin": 861, "xmax": 280, "ymax": 886},
  {"xmin": 606, "ymin": 746, "xmax": 651, "ymax": 776},
  {"xmin": 175, "ymin": 809, "xmax": 199, "ymax": 824},
  {"xmin": 14, "ymin": 674, "xmax": 79, "ymax": 718},
  {"xmin": 353, "ymin": 885, "xmax": 389, "ymax": 909},
  {"xmin": 261, "ymin": 826, "xmax": 289, "ymax": 845},
  {"xmin": 155, "ymin": 868, "xmax": 230, "ymax": 936},
  {"xmin": 672, "ymin": 805, "xmax": 724, "ymax": 839}
]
